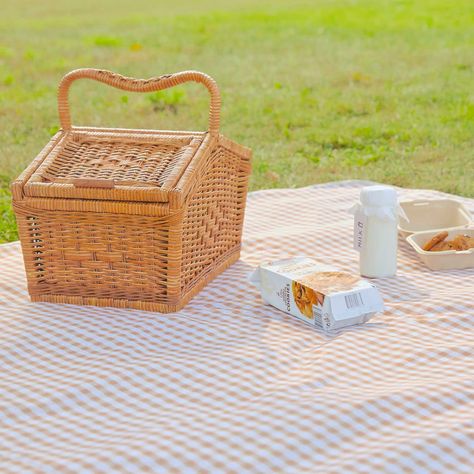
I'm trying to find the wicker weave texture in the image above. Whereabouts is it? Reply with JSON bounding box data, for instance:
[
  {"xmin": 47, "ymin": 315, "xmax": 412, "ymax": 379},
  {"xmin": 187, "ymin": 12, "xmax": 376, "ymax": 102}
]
[
  {"xmin": 43, "ymin": 139, "xmax": 189, "ymax": 185},
  {"xmin": 16, "ymin": 210, "xmax": 175, "ymax": 302},
  {"xmin": 12, "ymin": 68, "xmax": 251, "ymax": 312},
  {"xmin": 181, "ymin": 145, "xmax": 249, "ymax": 290},
  {"xmin": 24, "ymin": 130, "xmax": 204, "ymax": 202}
]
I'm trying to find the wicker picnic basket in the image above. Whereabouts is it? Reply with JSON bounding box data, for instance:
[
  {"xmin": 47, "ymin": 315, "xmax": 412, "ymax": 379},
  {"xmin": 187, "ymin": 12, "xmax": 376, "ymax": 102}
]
[{"xmin": 12, "ymin": 68, "xmax": 251, "ymax": 313}]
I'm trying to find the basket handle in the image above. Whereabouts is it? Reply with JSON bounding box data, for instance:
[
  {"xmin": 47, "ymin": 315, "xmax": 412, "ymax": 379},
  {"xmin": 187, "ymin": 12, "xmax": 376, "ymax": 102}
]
[{"xmin": 57, "ymin": 68, "xmax": 221, "ymax": 135}]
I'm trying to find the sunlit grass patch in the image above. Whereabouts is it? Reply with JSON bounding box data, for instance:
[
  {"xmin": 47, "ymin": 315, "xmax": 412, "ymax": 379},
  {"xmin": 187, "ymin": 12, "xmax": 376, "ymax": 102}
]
[
  {"xmin": 0, "ymin": 179, "xmax": 17, "ymax": 244},
  {"xmin": 148, "ymin": 89, "xmax": 186, "ymax": 113},
  {"xmin": 91, "ymin": 36, "xmax": 122, "ymax": 47},
  {"xmin": 0, "ymin": 0, "xmax": 473, "ymax": 242}
]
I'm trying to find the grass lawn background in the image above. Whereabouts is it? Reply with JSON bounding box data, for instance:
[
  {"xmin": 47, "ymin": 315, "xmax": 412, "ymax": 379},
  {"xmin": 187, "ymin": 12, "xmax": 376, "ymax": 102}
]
[{"xmin": 0, "ymin": 0, "xmax": 473, "ymax": 242}]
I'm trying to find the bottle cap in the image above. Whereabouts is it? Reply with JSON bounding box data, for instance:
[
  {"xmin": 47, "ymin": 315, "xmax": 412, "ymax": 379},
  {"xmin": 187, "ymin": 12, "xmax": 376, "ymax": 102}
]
[{"xmin": 360, "ymin": 185, "xmax": 397, "ymax": 207}]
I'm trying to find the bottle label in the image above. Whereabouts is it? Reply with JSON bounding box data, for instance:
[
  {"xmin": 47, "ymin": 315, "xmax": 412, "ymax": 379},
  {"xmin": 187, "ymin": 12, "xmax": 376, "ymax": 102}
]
[{"xmin": 353, "ymin": 210, "xmax": 367, "ymax": 251}]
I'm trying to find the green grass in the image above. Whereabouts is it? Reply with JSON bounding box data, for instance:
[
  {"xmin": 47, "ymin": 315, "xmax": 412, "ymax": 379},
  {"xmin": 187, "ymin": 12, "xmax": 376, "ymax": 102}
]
[{"xmin": 0, "ymin": 0, "xmax": 473, "ymax": 242}]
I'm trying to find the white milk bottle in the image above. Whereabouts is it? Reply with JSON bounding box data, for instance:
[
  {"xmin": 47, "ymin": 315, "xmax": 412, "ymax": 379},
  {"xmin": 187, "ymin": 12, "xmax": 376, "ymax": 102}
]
[{"xmin": 352, "ymin": 185, "xmax": 399, "ymax": 278}]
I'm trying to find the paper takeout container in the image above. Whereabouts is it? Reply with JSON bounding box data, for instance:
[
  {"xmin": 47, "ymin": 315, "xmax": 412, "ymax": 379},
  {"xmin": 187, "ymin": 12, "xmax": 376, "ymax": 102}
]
[
  {"xmin": 400, "ymin": 199, "xmax": 473, "ymax": 270},
  {"xmin": 399, "ymin": 199, "xmax": 471, "ymax": 237},
  {"xmin": 407, "ymin": 227, "xmax": 474, "ymax": 271}
]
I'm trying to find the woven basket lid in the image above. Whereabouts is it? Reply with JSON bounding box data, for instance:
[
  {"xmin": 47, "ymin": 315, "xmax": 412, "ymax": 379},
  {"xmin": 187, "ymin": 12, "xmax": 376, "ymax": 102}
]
[
  {"xmin": 22, "ymin": 68, "xmax": 222, "ymax": 204},
  {"xmin": 23, "ymin": 129, "xmax": 205, "ymax": 203}
]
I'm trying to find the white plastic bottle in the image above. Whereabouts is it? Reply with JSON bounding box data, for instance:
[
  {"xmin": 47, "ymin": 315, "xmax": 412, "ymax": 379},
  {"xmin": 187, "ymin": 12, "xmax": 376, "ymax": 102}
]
[{"xmin": 353, "ymin": 185, "xmax": 399, "ymax": 278}]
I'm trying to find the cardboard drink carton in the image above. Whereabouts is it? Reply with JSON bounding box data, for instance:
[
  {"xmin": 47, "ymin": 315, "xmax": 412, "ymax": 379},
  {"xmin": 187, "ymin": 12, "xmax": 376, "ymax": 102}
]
[{"xmin": 250, "ymin": 257, "xmax": 384, "ymax": 332}]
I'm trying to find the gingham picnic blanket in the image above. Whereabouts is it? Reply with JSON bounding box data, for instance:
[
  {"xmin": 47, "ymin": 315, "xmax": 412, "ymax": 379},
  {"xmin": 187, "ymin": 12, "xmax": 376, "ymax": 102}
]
[{"xmin": 1, "ymin": 181, "xmax": 473, "ymax": 474}]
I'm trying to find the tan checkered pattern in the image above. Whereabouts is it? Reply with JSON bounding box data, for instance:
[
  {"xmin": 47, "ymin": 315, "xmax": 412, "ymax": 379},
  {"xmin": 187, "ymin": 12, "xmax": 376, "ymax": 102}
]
[{"xmin": 1, "ymin": 181, "xmax": 473, "ymax": 473}]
